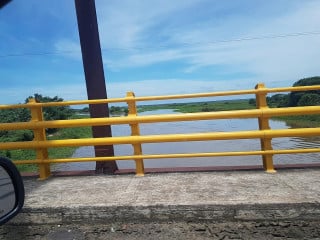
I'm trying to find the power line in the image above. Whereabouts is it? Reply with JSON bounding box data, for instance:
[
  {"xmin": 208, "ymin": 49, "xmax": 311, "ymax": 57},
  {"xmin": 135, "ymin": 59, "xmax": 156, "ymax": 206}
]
[
  {"xmin": 186, "ymin": 31, "xmax": 320, "ymax": 46},
  {"xmin": 0, "ymin": 31, "xmax": 320, "ymax": 58},
  {"xmin": 103, "ymin": 31, "xmax": 320, "ymax": 51}
]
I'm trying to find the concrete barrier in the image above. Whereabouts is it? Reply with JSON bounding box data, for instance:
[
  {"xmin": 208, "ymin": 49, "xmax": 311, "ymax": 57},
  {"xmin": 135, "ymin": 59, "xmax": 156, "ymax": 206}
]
[{"xmin": 7, "ymin": 169, "xmax": 320, "ymax": 225}]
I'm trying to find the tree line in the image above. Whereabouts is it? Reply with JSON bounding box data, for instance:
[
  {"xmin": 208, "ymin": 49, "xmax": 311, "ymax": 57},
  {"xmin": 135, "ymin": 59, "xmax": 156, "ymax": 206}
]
[
  {"xmin": 0, "ymin": 94, "xmax": 128, "ymax": 148},
  {"xmin": 0, "ymin": 94, "xmax": 73, "ymax": 158},
  {"xmin": 78, "ymin": 106, "xmax": 128, "ymax": 115},
  {"xmin": 249, "ymin": 77, "xmax": 320, "ymax": 108}
]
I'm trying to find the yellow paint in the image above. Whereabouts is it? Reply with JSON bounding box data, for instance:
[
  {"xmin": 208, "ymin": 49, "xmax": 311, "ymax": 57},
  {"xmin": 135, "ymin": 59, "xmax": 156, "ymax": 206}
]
[
  {"xmin": 13, "ymin": 147, "xmax": 320, "ymax": 165},
  {"xmin": 28, "ymin": 98, "xmax": 51, "ymax": 180},
  {"xmin": 126, "ymin": 92, "xmax": 144, "ymax": 176},
  {"xmin": 255, "ymin": 83, "xmax": 275, "ymax": 173},
  {"xmin": 0, "ymin": 106, "xmax": 319, "ymax": 131}
]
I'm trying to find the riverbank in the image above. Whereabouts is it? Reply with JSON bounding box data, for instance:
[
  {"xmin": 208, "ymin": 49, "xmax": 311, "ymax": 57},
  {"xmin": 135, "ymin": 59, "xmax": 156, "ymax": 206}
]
[
  {"xmin": 138, "ymin": 99, "xmax": 320, "ymax": 127},
  {"xmin": 274, "ymin": 115, "xmax": 320, "ymax": 128},
  {"xmin": 15, "ymin": 126, "xmax": 92, "ymax": 172},
  {"xmin": 138, "ymin": 99, "xmax": 255, "ymax": 113}
]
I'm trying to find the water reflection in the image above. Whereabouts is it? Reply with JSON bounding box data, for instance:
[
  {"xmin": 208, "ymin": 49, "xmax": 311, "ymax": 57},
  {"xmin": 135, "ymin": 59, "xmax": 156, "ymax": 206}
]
[{"xmin": 53, "ymin": 109, "xmax": 320, "ymax": 171}]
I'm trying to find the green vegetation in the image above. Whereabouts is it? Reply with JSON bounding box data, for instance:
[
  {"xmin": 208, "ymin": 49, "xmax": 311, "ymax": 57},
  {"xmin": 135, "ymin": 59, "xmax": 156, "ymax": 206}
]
[
  {"xmin": 29, "ymin": 94, "xmax": 73, "ymax": 120},
  {"xmin": 10, "ymin": 126, "xmax": 92, "ymax": 172},
  {"xmin": 289, "ymin": 77, "xmax": 320, "ymax": 106},
  {"xmin": 140, "ymin": 77, "xmax": 320, "ymax": 128},
  {"xmin": 109, "ymin": 106, "xmax": 128, "ymax": 115},
  {"xmin": 2, "ymin": 125, "xmax": 92, "ymax": 172},
  {"xmin": 47, "ymin": 126, "xmax": 92, "ymax": 159},
  {"xmin": 77, "ymin": 106, "xmax": 128, "ymax": 116},
  {"xmin": 265, "ymin": 77, "xmax": 320, "ymax": 127},
  {"xmin": 138, "ymin": 99, "xmax": 255, "ymax": 113},
  {"xmin": 29, "ymin": 94, "xmax": 73, "ymax": 134},
  {"xmin": 0, "ymin": 94, "xmax": 90, "ymax": 172},
  {"xmin": 262, "ymin": 77, "xmax": 320, "ymax": 109}
]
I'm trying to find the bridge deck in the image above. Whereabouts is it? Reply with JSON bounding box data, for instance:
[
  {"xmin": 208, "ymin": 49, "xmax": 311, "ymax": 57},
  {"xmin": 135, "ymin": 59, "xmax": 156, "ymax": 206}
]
[{"xmin": 9, "ymin": 168, "xmax": 320, "ymax": 224}]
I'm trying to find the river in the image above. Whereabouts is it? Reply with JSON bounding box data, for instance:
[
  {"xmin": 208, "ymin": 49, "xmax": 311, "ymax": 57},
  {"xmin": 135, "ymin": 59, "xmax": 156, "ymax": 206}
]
[{"xmin": 53, "ymin": 109, "xmax": 320, "ymax": 171}]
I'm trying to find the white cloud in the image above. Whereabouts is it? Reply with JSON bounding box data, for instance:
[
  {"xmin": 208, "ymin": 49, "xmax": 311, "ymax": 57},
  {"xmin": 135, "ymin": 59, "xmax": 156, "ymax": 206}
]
[
  {"xmin": 54, "ymin": 39, "xmax": 82, "ymax": 60},
  {"xmin": 103, "ymin": 49, "xmax": 188, "ymax": 69},
  {"xmin": 95, "ymin": 0, "xmax": 206, "ymax": 49},
  {"xmin": 101, "ymin": 1, "xmax": 320, "ymax": 85},
  {"xmin": 0, "ymin": 84, "xmax": 87, "ymax": 104},
  {"xmin": 51, "ymin": 0, "xmax": 320, "ymax": 94}
]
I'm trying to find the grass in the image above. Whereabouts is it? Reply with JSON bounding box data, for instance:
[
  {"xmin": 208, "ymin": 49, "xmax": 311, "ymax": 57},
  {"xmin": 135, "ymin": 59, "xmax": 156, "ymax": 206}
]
[
  {"xmin": 273, "ymin": 115, "xmax": 320, "ymax": 128},
  {"xmin": 47, "ymin": 126, "xmax": 92, "ymax": 158},
  {"xmin": 12, "ymin": 117, "xmax": 92, "ymax": 172},
  {"xmin": 138, "ymin": 99, "xmax": 255, "ymax": 113},
  {"xmin": 138, "ymin": 99, "xmax": 320, "ymax": 128}
]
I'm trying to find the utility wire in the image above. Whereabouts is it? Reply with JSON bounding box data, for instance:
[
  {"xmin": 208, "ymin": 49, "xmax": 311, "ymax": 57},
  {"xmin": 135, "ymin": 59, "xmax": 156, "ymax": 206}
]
[
  {"xmin": 104, "ymin": 31, "xmax": 320, "ymax": 51},
  {"xmin": 0, "ymin": 31, "xmax": 320, "ymax": 58}
]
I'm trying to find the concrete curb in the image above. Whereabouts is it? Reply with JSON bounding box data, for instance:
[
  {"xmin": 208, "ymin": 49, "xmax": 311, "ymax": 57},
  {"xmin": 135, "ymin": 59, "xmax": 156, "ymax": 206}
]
[
  {"xmin": 10, "ymin": 203, "xmax": 320, "ymax": 225},
  {"xmin": 7, "ymin": 169, "xmax": 320, "ymax": 227}
]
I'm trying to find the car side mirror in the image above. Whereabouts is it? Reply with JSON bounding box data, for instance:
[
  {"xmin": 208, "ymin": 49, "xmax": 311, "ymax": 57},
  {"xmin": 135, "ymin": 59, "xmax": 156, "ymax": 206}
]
[{"xmin": 0, "ymin": 157, "xmax": 24, "ymax": 225}]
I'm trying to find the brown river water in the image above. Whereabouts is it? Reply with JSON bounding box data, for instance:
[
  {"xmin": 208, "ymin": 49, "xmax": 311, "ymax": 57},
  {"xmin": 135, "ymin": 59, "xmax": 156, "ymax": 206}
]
[{"xmin": 53, "ymin": 109, "xmax": 320, "ymax": 171}]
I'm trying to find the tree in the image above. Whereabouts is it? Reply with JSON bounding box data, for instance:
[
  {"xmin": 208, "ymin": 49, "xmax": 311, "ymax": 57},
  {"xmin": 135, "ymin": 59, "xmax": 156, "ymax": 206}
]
[
  {"xmin": 297, "ymin": 93, "xmax": 320, "ymax": 106},
  {"xmin": 26, "ymin": 94, "xmax": 73, "ymax": 134},
  {"xmin": 26, "ymin": 94, "xmax": 73, "ymax": 121},
  {"xmin": 267, "ymin": 94, "xmax": 289, "ymax": 108},
  {"xmin": 0, "ymin": 94, "xmax": 73, "ymax": 158},
  {"xmin": 0, "ymin": 108, "xmax": 33, "ymax": 143},
  {"xmin": 80, "ymin": 107, "xmax": 89, "ymax": 113},
  {"xmin": 289, "ymin": 77, "xmax": 320, "ymax": 107},
  {"xmin": 0, "ymin": 108, "xmax": 30, "ymax": 123},
  {"xmin": 248, "ymin": 98, "xmax": 256, "ymax": 106}
]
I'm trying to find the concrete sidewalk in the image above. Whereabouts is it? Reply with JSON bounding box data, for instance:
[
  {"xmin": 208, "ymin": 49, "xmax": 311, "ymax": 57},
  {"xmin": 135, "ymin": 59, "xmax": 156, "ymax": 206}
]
[{"xmin": 10, "ymin": 168, "xmax": 320, "ymax": 224}]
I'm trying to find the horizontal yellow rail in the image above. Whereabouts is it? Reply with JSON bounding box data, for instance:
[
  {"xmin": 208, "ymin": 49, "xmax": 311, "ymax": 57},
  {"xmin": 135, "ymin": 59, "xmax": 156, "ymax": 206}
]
[
  {"xmin": 14, "ymin": 148, "xmax": 320, "ymax": 165},
  {"xmin": 1, "ymin": 128, "xmax": 320, "ymax": 150},
  {"xmin": 0, "ymin": 106, "xmax": 319, "ymax": 131},
  {"xmin": 1, "ymin": 85, "xmax": 320, "ymax": 109}
]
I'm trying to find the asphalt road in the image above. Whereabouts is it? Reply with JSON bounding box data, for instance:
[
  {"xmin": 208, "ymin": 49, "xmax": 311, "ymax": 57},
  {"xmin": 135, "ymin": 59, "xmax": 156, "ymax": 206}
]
[{"xmin": 1, "ymin": 220, "xmax": 320, "ymax": 240}]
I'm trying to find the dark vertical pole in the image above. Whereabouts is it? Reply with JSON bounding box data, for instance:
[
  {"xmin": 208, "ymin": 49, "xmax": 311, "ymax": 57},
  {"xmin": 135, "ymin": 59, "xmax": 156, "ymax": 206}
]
[
  {"xmin": 0, "ymin": 0, "xmax": 12, "ymax": 9},
  {"xmin": 74, "ymin": 0, "xmax": 118, "ymax": 173}
]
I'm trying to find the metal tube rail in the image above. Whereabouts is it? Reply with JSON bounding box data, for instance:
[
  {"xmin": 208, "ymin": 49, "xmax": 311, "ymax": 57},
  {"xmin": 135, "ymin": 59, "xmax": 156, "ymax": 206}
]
[
  {"xmin": 1, "ymin": 85, "xmax": 320, "ymax": 109},
  {"xmin": 1, "ymin": 128, "xmax": 320, "ymax": 150},
  {"xmin": 134, "ymin": 85, "xmax": 320, "ymax": 101},
  {"xmin": 0, "ymin": 106, "xmax": 319, "ymax": 131},
  {"xmin": 13, "ymin": 148, "xmax": 320, "ymax": 165}
]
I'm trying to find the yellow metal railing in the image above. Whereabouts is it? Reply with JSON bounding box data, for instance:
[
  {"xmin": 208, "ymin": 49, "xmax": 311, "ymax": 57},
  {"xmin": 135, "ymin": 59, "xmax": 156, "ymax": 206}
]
[{"xmin": 0, "ymin": 83, "xmax": 320, "ymax": 179}]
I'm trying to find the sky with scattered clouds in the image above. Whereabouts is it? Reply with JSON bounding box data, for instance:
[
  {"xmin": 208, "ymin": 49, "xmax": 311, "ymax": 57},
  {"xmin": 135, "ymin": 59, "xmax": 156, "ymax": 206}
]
[{"xmin": 1, "ymin": 0, "xmax": 320, "ymax": 104}]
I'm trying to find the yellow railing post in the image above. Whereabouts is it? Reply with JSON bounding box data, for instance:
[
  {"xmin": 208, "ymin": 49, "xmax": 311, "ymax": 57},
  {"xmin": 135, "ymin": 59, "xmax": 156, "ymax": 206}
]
[
  {"xmin": 255, "ymin": 83, "xmax": 276, "ymax": 173},
  {"xmin": 28, "ymin": 98, "xmax": 51, "ymax": 180},
  {"xmin": 126, "ymin": 92, "xmax": 145, "ymax": 176}
]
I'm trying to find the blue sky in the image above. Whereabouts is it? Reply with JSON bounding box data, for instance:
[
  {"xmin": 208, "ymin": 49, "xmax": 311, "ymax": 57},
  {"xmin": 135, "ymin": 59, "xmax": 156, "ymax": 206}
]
[{"xmin": 1, "ymin": 0, "xmax": 320, "ymax": 104}]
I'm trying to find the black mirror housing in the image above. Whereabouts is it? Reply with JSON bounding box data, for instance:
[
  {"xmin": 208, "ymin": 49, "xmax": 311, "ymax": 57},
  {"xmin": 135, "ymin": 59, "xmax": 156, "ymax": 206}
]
[{"xmin": 0, "ymin": 157, "xmax": 25, "ymax": 225}]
